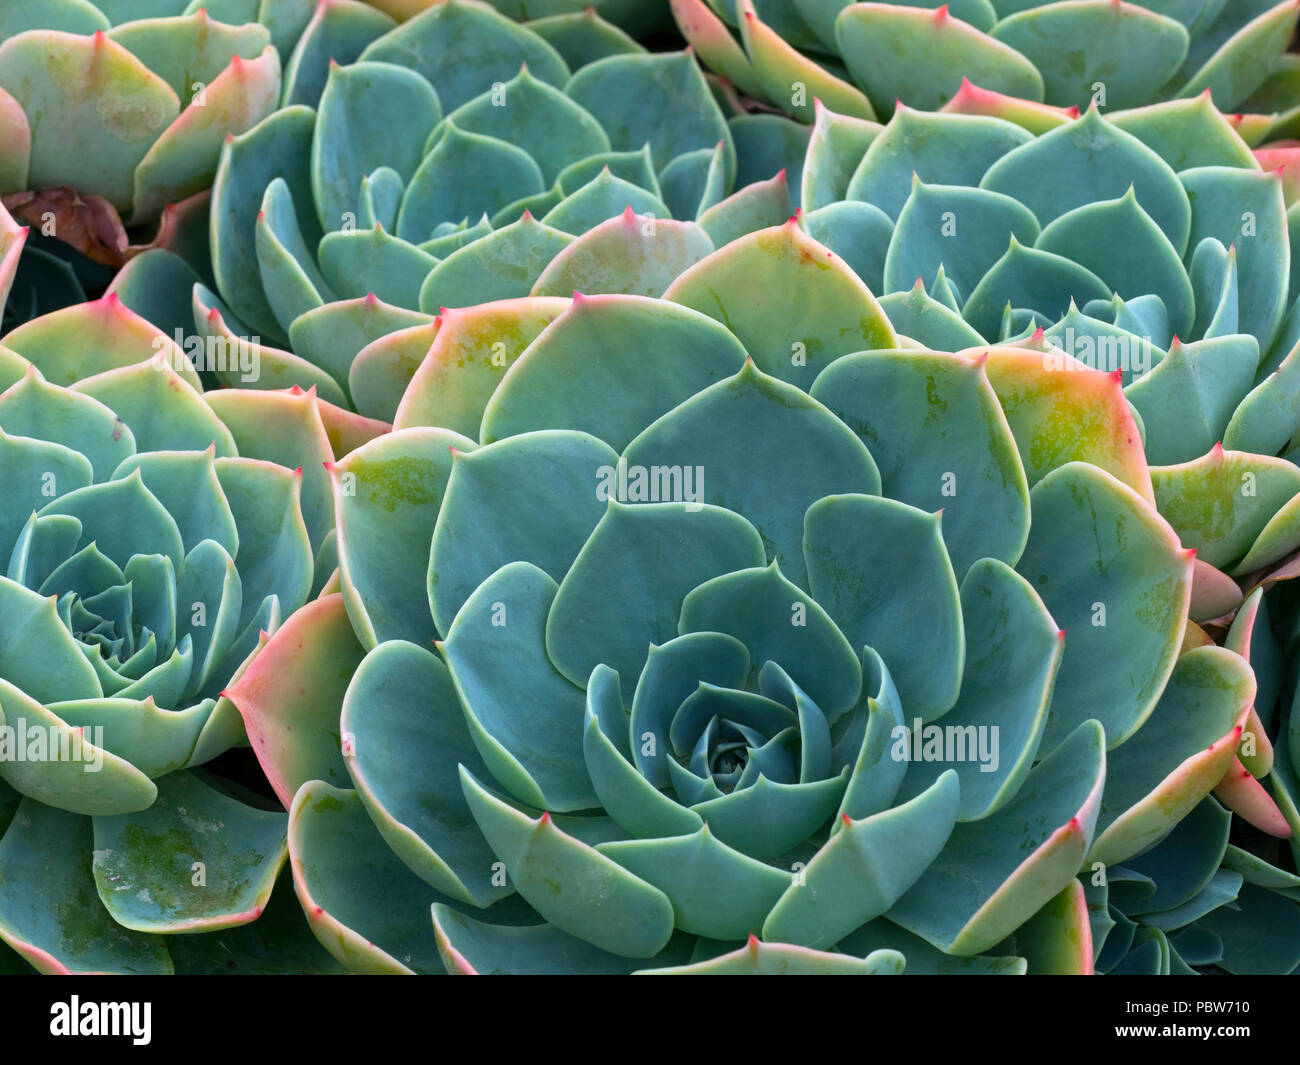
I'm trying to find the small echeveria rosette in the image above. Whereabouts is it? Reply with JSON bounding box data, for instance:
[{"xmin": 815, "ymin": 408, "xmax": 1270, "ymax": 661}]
[
  {"xmin": 0, "ymin": 291, "xmax": 387, "ymax": 975},
  {"xmin": 101, "ymin": 0, "xmax": 815, "ymax": 420}
]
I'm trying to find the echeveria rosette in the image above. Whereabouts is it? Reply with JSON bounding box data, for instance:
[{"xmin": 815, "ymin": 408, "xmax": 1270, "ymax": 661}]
[
  {"xmin": 671, "ymin": 0, "xmax": 1300, "ymax": 125},
  {"xmin": 791, "ymin": 95, "xmax": 1300, "ymax": 564},
  {"xmin": 795, "ymin": 89, "xmax": 1300, "ymax": 754},
  {"xmin": 222, "ymin": 223, "xmax": 1288, "ymax": 974},
  {"xmin": 0, "ymin": 292, "xmax": 390, "ymax": 974},
  {"xmin": 0, "ymin": 2, "xmax": 301, "ymax": 333},
  {"xmin": 121, "ymin": 0, "xmax": 813, "ymax": 420}
]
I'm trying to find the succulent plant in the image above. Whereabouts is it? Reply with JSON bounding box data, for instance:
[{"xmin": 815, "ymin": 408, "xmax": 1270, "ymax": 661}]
[
  {"xmin": 672, "ymin": 0, "xmax": 1300, "ymax": 124},
  {"xmin": 203, "ymin": 223, "xmax": 1300, "ymax": 975},
  {"xmin": 3, "ymin": 0, "xmax": 1300, "ymax": 981},
  {"xmin": 787, "ymin": 95, "xmax": 1300, "ymax": 484},
  {"xmin": 0, "ymin": 293, "xmax": 389, "ymax": 974},
  {"xmin": 97, "ymin": 0, "xmax": 819, "ymax": 419},
  {"xmin": 0, "ymin": 2, "xmax": 305, "ymax": 334}
]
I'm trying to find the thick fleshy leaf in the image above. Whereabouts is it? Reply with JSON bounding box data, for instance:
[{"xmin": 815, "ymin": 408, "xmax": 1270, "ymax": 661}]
[
  {"xmin": 738, "ymin": 0, "xmax": 875, "ymax": 123},
  {"xmin": 894, "ymin": 559, "xmax": 1060, "ymax": 820},
  {"xmin": 482, "ymin": 293, "xmax": 745, "ymax": 451},
  {"xmin": 310, "ymin": 59, "xmax": 441, "ymax": 235},
  {"xmin": 348, "ymin": 320, "xmax": 439, "ymax": 423},
  {"xmin": 167, "ymin": 869, "xmax": 345, "ymax": 975},
  {"xmin": 888, "ymin": 720, "xmax": 1105, "ymax": 956},
  {"xmin": 224, "ymin": 593, "xmax": 361, "ymax": 808},
  {"xmin": 546, "ymin": 501, "xmax": 766, "ymax": 705},
  {"xmin": 982, "ymin": 106, "xmax": 1190, "ymax": 253},
  {"xmin": 288, "ymin": 780, "xmax": 441, "ymax": 974},
  {"xmin": 332, "ymin": 427, "xmax": 470, "ymax": 649},
  {"xmin": 446, "ymin": 66, "xmax": 607, "ymax": 186},
  {"xmin": 1150, "ymin": 446, "xmax": 1300, "ymax": 572},
  {"xmin": 0, "ymin": 678, "xmax": 159, "ymax": 816},
  {"xmin": 429, "ymin": 431, "xmax": 615, "ymax": 635},
  {"xmin": 0, "ymin": 30, "xmax": 178, "ymax": 212},
  {"xmin": 989, "ymin": 1, "xmax": 1188, "ymax": 110},
  {"xmin": 565, "ymin": 50, "xmax": 731, "ymax": 177},
  {"xmin": 1013, "ymin": 879, "xmax": 1094, "ymax": 975},
  {"xmin": 837, "ymin": 918, "xmax": 1026, "ymax": 974},
  {"xmin": 3, "ymin": 292, "xmax": 200, "ymax": 391},
  {"xmin": 461, "ymin": 768, "xmax": 674, "ymax": 958},
  {"xmin": 1090, "ymin": 646, "xmax": 1254, "ymax": 865},
  {"xmin": 637, "ymin": 935, "xmax": 905, "ymax": 975},
  {"xmin": 288, "ymin": 295, "xmax": 430, "ymax": 406},
  {"xmin": 801, "ymin": 99, "xmax": 882, "ymax": 213},
  {"xmin": 1035, "ymin": 188, "xmax": 1194, "ymax": 339},
  {"xmin": 341, "ymin": 640, "xmax": 511, "ymax": 907},
  {"xmin": 800, "ymin": 201, "xmax": 893, "ymax": 295},
  {"xmin": 422, "ymin": 213, "xmax": 573, "ymax": 311},
  {"xmin": 628, "ymin": 632, "xmax": 751, "ymax": 789},
  {"xmin": 664, "ymin": 218, "xmax": 896, "ymax": 390},
  {"xmin": 91, "ymin": 770, "xmax": 287, "ymax": 933},
  {"xmin": 1016, "ymin": 461, "xmax": 1191, "ymax": 749},
  {"xmin": 0, "ymin": 800, "xmax": 171, "ymax": 974},
  {"xmin": 1194, "ymin": 884, "xmax": 1300, "ymax": 975},
  {"xmin": 583, "ymin": 666, "xmax": 705, "ymax": 839},
  {"xmin": 318, "ymin": 224, "xmax": 437, "ymax": 310},
  {"xmin": 394, "ymin": 297, "xmax": 569, "ymax": 441},
  {"xmin": 531, "ymin": 210, "xmax": 713, "ymax": 301},
  {"xmin": 835, "ymin": 3, "xmax": 1042, "ymax": 114},
  {"xmin": 441, "ymin": 562, "xmax": 596, "ymax": 812},
  {"xmin": 762, "ymin": 771, "xmax": 959, "ymax": 949},
  {"xmin": 359, "ymin": 0, "xmax": 569, "ymax": 112},
  {"xmin": 669, "ymin": 0, "xmax": 765, "ymax": 100},
  {"xmin": 885, "ymin": 177, "xmax": 1040, "ymax": 300},
  {"xmin": 215, "ymin": 457, "xmax": 313, "ymax": 629},
  {"xmin": 803, "ymin": 494, "xmax": 961, "ymax": 721},
  {"xmin": 679, "ymin": 561, "xmax": 863, "ymax": 719},
  {"xmin": 1181, "ymin": 165, "xmax": 1289, "ymax": 350},
  {"xmin": 398, "ymin": 122, "xmax": 544, "ymax": 244},
  {"xmin": 130, "ymin": 44, "xmax": 282, "ymax": 223},
  {"xmin": 1126, "ymin": 336, "xmax": 1259, "ymax": 466},
  {"xmin": 0, "ymin": 366, "xmax": 133, "ymax": 483},
  {"xmin": 597, "ymin": 825, "xmax": 791, "ymax": 941},
  {"xmin": 71, "ymin": 360, "xmax": 236, "ymax": 457},
  {"xmin": 623, "ymin": 361, "xmax": 881, "ymax": 589},
  {"xmin": 431, "ymin": 904, "xmax": 694, "ymax": 976},
  {"xmin": 982, "ymin": 345, "xmax": 1153, "ymax": 502},
  {"xmin": 1177, "ymin": 0, "xmax": 1299, "ymax": 110},
  {"xmin": 811, "ymin": 350, "xmax": 1029, "ymax": 577},
  {"xmin": 1122, "ymin": 798, "xmax": 1232, "ymax": 918},
  {"xmin": 1109, "ymin": 93, "xmax": 1258, "ymax": 172},
  {"xmin": 210, "ymin": 105, "xmax": 317, "ymax": 344}
]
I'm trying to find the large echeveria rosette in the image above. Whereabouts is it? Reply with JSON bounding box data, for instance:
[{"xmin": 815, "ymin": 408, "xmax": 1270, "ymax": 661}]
[
  {"xmin": 0, "ymin": 293, "xmax": 384, "ymax": 975},
  {"xmin": 224, "ymin": 222, "xmax": 1293, "ymax": 974},
  {"xmin": 105, "ymin": 0, "xmax": 814, "ymax": 420},
  {"xmin": 671, "ymin": 0, "xmax": 1300, "ymax": 125}
]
